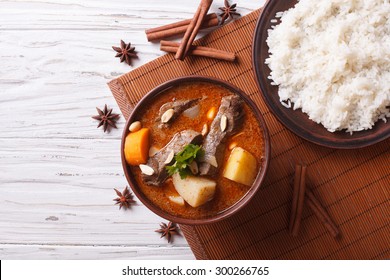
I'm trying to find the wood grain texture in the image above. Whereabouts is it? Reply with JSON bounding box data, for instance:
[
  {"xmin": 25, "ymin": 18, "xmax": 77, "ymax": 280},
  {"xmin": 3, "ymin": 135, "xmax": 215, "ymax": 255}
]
[
  {"xmin": 0, "ymin": 244, "xmax": 194, "ymax": 260},
  {"xmin": 0, "ymin": 0, "xmax": 264, "ymax": 259}
]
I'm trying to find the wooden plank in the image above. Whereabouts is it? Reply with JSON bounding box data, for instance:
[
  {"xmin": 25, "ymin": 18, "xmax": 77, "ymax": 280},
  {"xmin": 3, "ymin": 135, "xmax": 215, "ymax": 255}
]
[
  {"xmin": 0, "ymin": 1, "xmax": 260, "ymax": 31},
  {"xmin": 0, "ymin": 244, "xmax": 194, "ymax": 260}
]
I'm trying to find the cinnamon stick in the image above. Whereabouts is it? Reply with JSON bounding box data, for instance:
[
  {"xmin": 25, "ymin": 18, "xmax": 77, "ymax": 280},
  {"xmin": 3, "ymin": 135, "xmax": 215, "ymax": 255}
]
[
  {"xmin": 175, "ymin": 0, "xmax": 213, "ymax": 60},
  {"xmin": 289, "ymin": 164, "xmax": 307, "ymax": 236},
  {"xmin": 290, "ymin": 164, "xmax": 340, "ymax": 238},
  {"xmin": 161, "ymin": 40, "xmax": 236, "ymax": 62},
  {"xmin": 305, "ymin": 188, "xmax": 340, "ymax": 238},
  {"xmin": 146, "ymin": 13, "xmax": 218, "ymax": 42}
]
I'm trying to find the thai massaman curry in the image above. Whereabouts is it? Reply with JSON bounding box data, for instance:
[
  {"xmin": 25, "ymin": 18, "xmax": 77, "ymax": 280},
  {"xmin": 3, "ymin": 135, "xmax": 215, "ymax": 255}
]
[{"xmin": 124, "ymin": 82, "xmax": 265, "ymax": 219}]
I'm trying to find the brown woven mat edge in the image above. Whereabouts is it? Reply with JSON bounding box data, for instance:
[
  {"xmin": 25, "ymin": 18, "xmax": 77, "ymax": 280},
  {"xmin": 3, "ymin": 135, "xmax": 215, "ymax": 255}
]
[
  {"xmin": 108, "ymin": 79, "xmax": 133, "ymax": 119},
  {"xmin": 180, "ymin": 225, "xmax": 209, "ymax": 260}
]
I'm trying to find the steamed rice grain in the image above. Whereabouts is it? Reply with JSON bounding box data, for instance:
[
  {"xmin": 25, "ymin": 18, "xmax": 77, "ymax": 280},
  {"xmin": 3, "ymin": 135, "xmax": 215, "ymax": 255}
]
[{"xmin": 266, "ymin": 0, "xmax": 390, "ymax": 133}]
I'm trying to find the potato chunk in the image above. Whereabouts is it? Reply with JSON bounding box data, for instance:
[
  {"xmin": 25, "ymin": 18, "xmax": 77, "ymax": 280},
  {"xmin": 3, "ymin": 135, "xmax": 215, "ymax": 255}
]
[
  {"xmin": 223, "ymin": 147, "xmax": 257, "ymax": 186},
  {"xmin": 172, "ymin": 174, "xmax": 216, "ymax": 207},
  {"xmin": 168, "ymin": 195, "xmax": 185, "ymax": 206}
]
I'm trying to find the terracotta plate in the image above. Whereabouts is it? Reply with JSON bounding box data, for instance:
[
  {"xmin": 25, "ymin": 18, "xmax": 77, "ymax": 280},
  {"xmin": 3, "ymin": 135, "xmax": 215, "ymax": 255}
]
[{"xmin": 252, "ymin": 0, "xmax": 390, "ymax": 149}]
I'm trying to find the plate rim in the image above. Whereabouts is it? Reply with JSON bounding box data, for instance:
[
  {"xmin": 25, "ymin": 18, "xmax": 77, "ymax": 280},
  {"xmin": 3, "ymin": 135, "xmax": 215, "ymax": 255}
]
[{"xmin": 252, "ymin": 0, "xmax": 390, "ymax": 149}]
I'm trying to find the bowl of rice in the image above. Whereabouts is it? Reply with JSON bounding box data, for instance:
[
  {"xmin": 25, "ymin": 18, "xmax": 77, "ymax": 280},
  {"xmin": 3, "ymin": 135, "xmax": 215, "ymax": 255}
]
[{"xmin": 253, "ymin": 0, "xmax": 390, "ymax": 148}]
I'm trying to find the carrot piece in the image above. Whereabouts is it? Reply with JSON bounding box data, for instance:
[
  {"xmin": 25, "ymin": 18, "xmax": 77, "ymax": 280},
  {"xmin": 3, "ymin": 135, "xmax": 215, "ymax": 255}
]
[{"xmin": 124, "ymin": 128, "xmax": 150, "ymax": 165}]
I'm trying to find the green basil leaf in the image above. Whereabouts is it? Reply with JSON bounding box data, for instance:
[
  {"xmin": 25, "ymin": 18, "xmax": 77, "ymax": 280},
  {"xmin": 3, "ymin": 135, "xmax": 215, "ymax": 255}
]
[{"xmin": 165, "ymin": 144, "xmax": 203, "ymax": 178}]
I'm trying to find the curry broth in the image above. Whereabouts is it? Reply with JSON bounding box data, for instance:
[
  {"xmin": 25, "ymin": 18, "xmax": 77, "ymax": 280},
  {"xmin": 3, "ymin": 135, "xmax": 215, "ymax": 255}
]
[{"xmin": 130, "ymin": 82, "xmax": 264, "ymax": 219}]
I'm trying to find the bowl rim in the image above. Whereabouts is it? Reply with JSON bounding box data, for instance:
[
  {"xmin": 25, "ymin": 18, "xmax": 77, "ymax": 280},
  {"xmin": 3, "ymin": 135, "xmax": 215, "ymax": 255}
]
[
  {"xmin": 121, "ymin": 75, "xmax": 271, "ymax": 225},
  {"xmin": 252, "ymin": 0, "xmax": 390, "ymax": 149}
]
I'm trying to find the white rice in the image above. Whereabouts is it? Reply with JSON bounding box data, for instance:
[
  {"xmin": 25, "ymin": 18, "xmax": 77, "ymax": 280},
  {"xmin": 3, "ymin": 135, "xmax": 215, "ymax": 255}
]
[{"xmin": 266, "ymin": 0, "xmax": 390, "ymax": 133}]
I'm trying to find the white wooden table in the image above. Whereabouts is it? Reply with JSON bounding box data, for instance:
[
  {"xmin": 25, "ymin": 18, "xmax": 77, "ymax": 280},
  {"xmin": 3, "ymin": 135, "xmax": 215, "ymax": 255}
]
[{"xmin": 0, "ymin": 0, "xmax": 263, "ymax": 259}]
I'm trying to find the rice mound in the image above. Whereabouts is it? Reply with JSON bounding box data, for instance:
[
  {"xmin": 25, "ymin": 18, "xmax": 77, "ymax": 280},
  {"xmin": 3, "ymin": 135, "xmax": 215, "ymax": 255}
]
[{"xmin": 266, "ymin": 0, "xmax": 390, "ymax": 133}]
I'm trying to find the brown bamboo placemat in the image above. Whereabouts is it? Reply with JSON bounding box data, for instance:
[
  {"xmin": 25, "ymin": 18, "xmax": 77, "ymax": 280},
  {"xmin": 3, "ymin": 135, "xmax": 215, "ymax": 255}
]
[{"xmin": 108, "ymin": 8, "xmax": 390, "ymax": 260}]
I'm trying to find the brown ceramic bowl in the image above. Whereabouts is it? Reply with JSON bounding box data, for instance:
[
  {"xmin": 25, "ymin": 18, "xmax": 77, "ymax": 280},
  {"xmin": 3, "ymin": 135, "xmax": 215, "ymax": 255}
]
[
  {"xmin": 121, "ymin": 76, "xmax": 270, "ymax": 225},
  {"xmin": 253, "ymin": 0, "xmax": 390, "ymax": 149}
]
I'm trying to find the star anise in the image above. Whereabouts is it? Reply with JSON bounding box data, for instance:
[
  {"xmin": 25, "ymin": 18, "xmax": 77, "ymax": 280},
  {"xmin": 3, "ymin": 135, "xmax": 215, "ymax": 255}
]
[
  {"xmin": 112, "ymin": 40, "xmax": 138, "ymax": 66},
  {"xmin": 113, "ymin": 187, "xmax": 136, "ymax": 210},
  {"xmin": 155, "ymin": 221, "xmax": 179, "ymax": 243},
  {"xmin": 92, "ymin": 104, "xmax": 120, "ymax": 133},
  {"xmin": 219, "ymin": 0, "xmax": 241, "ymax": 25}
]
